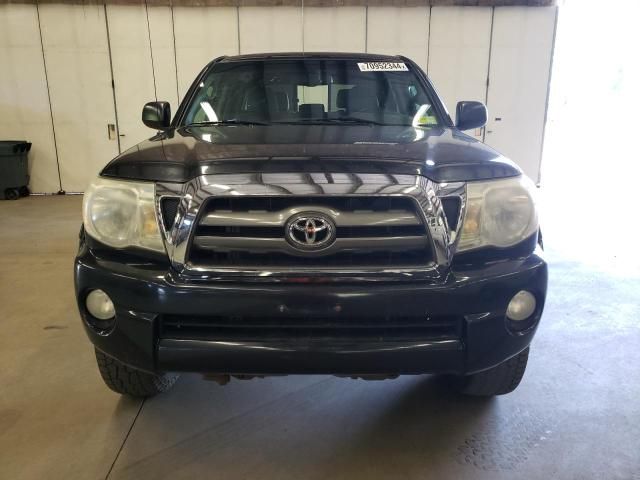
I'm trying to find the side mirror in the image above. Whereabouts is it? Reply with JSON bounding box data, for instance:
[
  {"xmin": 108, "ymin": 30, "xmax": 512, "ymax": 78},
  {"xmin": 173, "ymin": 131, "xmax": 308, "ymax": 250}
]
[
  {"xmin": 455, "ymin": 101, "xmax": 487, "ymax": 131},
  {"xmin": 142, "ymin": 101, "xmax": 171, "ymax": 130}
]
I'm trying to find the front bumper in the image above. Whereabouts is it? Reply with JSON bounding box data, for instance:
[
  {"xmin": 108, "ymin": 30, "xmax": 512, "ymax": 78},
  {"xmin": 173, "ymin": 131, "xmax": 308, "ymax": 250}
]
[{"xmin": 75, "ymin": 246, "xmax": 547, "ymax": 376}]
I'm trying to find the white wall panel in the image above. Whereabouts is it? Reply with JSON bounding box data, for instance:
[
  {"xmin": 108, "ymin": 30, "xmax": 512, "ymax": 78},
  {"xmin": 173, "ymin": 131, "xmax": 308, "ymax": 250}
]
[
  {"xmin": 485, "ymin": 6, "xmax": 557, "ymax": 181},
  {"xmin": 303, "ymin": 7, "xmax": 366, "ymax": 52},
  {"xmin": 0, "ymin": 4, "xmax": 59, "ymax": 193},
  {"xmin": 0, "ymin": 5, "xmax": 556, "ymax": 192},
  {"xmin": 39, "ymin": 4, "xmax": 119, "ymax": 192},
  {"xmin": 366, "ymin": 7, "xmax": 430, "ymax": 71},
  {"xmin": 147, "ymin": 6, "xmax": 179, "ymax": 108},
  {"xmin": 173, "ymin": 6, "xmax": 239, "ymax": 98},
  {"xmin": 428, "ymin": 6, "xmax": 492, "ymax": 138},
  {"xmin": 239, "ymin": 7, "xmax": 303, "ymax": 54},
  {"xmin": 107, "ymin": 4, "xmax": 156, "ymax": 151}
]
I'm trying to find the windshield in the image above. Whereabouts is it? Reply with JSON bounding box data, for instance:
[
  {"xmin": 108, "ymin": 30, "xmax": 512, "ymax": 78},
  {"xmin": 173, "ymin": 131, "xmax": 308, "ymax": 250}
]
[{"xmin": 182, "ymin": 59, "xmax": 441, "ymax": 127}]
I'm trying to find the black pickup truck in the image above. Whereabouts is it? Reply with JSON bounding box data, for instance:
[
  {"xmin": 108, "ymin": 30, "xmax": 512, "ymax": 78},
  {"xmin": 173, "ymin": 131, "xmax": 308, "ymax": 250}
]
[{"xmin": 75, "ymin": 53, "xmax": 546, "ymax": 397}]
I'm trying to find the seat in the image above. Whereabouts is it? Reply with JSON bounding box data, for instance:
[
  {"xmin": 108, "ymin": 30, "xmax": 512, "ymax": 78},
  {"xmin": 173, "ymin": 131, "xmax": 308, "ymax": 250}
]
[
  {"xmin": 336, "ymin": 87, "xmax": 379, "ymax": 114},
  {"xmin": 243, "ymin": 87, "xmax": 268, "ymax": 117},
  {"xmin": 272, "ymin": 91, "xmax": 290, "ymax": 113},
  {"xmin": 299, "ymin": 103, "xmax": 325, "ymax": 119}
]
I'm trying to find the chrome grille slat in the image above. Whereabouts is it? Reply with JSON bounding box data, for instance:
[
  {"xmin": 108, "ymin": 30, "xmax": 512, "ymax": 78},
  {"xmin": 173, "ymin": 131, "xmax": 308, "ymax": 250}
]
[
  {"xmin": 192, "ymin": 235, "xmax": 429, "ymax": 254},
  {"xmin": 201, "ymin": 208, "xmax": 421, "ymax": 228}
]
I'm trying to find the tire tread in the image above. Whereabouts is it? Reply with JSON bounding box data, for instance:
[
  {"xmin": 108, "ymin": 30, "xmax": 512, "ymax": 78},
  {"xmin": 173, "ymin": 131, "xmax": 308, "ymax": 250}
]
[
  {"xmin": 454, "ymin": 347, "xmax": 529, "ymax": 396},
  {"xmin": 95, "ymin": 349, "xmax": 177, "ymax": 397}
]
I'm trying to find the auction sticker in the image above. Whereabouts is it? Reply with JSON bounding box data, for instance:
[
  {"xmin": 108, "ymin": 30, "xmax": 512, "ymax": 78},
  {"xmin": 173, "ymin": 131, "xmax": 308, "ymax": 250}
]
[{"xmin": 357, "ymin": 62, "xmax": 408, "ymax": 72}]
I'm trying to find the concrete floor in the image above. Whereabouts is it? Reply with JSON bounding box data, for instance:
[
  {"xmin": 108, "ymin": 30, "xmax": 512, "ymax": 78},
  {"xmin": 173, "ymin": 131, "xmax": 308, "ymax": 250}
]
[{"xmin": 1, "ymin": 195, "xmax": 639, "ymax": 480}]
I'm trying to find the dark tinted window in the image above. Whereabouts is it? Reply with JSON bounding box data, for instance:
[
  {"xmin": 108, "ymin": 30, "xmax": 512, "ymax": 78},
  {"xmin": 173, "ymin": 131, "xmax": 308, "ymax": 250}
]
[{"xmin": 183, "ymin": 59, "xmax": 440, "ymax": 127}]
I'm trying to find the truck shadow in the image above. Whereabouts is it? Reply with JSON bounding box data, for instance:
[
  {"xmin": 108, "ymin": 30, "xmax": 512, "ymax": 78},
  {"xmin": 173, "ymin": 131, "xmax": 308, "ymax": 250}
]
[{"xmin": 110, "ymin": 374, "xmax": 498, "ymax": 479}]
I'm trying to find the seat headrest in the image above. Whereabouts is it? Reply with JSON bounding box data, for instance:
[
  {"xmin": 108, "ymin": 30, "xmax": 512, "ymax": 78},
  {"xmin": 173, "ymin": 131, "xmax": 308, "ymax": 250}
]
[
  {"xmin": 244, "ymin": 87, "xmax": 267, "ymax": 114},
  {"xmin": 336, "ymin": 87, "xmax": 378, "ymax": 113},
  {"xmin": 272, "ymin": 91, "xmax": 289, "ymax": 112},
  {"xmin": 336, "ymin": 89, "xmax": 349, "ymax": 109},
  {"xmin": 299, "ymin": 103, "xmax": 325, "ymax": 118}
]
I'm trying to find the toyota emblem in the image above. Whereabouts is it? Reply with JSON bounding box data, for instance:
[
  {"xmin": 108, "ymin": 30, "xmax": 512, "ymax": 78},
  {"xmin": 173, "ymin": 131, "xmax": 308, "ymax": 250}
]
[{"xmin": 286, "ymin": 213, "xmax": 336, "ymax": 251}]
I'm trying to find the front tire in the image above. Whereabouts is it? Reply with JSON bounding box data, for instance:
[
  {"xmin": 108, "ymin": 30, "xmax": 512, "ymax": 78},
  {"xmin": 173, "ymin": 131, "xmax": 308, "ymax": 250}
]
[
  {"xmin": 95, "ymin": 349, "xmax": 179, "ymax": 397},
  {"xmin": 450, "ymin": 347, "xmax": 529, "ymax": 396}
]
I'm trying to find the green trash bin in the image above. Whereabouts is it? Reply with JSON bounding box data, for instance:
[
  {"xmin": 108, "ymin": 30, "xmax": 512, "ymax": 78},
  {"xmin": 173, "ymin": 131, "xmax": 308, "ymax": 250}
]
[{"xmin": 0, "ymin": 140, "xmax": 31, "ymax": 200}]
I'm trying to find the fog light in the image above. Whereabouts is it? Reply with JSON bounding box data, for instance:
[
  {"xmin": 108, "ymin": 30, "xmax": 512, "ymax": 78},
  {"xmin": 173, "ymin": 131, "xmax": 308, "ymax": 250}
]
[
  {"xmin": 506, "ymin": 290, "xmax": 536, "ymax": 321},
  {"xmin": 86, "ymin": 289, "xmax": 115, "ymax": 320}
]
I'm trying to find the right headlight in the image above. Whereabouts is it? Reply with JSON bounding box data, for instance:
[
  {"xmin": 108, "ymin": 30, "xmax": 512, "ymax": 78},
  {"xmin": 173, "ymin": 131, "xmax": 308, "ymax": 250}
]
[
  {"xmin": 457, "ymin": 175, "xmax": 538, "ymax": 252},
  {"xmin": 82, "ymin": 176, "xmax": 165, "ymax": 253}
]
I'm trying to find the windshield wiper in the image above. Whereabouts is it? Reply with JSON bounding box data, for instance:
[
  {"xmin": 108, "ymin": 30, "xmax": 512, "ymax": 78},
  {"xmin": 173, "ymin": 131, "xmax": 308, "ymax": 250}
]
[
  {"xmin": 185, "ymin": 119, "xmax": 271, "ymax": 127},
  {"xmin": 273, "ymin": 117, "xmax": 399, "ymax": 126},
  {"xmin": 326, "ymin": 117, "xmax": 388, "ymax": 126}
]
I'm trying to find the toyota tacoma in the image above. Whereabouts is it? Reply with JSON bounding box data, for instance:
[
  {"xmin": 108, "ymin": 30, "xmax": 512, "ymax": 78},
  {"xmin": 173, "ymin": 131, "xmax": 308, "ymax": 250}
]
[{"xmin": 75, "ymin": 53, "xmax": 547, "ymax": 397}]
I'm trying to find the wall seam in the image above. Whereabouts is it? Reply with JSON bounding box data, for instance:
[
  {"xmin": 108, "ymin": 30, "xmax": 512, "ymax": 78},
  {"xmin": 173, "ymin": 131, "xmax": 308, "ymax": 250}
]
[
  {"xmin": 170, "ymin": 2, "xmax": 180, "ymax": 103},
  {"xmin": 364, "ymin": 5, "xmax": 368, "ymax": 52},
  {"xmin": 35, "ymin": 1, "xmax": 63, "ymax": 193},
  {"xmin": 236, "ymin": 6, "xmax": 241, "ymax": 54},
  {"xmin": 483, "ymin": 6, "xmax": 495, "ymax": 143},
  {"xmin": 144, "ymin": 0, "xmax": 158, "ymax": 101},
  {"xmin": 104, "ymin": 4, "xmax": 121, "ymax": 154},
  {"xmin": 426, "ymin": 5, "xmax": 431, "ymax": 74},
  {"xmin": 537, "ymin": 5, "xmax": 559, "ymax": 186},
  {"xmin": 301, "ymin": 0, "xmax": 304, "ymax": 52}
]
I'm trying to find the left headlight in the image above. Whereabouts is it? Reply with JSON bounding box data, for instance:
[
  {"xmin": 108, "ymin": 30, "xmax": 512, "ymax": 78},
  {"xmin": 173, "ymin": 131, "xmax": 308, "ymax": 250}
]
[
  {"xmin": 82, "ymin": 177, "xmax": 165, "ymax": 253},
  {"xmin": 457, "ymin": 175, "xmax": 538, "ymax": 252}
]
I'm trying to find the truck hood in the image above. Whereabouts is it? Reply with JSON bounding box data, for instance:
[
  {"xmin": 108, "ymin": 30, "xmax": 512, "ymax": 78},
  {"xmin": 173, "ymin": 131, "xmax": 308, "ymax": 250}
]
[{"xmin": 101, "ymin": 124, "xmax": 521, "ymax": 184}]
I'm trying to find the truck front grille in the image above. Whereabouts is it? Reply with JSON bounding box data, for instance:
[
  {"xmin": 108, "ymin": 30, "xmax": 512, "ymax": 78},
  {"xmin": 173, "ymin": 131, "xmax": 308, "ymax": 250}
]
[
  {"xmin": 160, "ymin": 314, "xmax": 462, "ymax": 342},
  {"xmin": 160, "ymin": 197, "xmax": 180, "ymax": 231},
  {"xmin": 187, "ymin": 196, "xmax": 432, "ymax": 269}
]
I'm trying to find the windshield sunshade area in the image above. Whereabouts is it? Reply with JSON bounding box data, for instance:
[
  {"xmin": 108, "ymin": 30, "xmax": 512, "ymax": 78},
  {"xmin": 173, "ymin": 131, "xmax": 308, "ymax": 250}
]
[{"xmin": 182, "ymin": 59, "xmax": 441, "ymax": 128}]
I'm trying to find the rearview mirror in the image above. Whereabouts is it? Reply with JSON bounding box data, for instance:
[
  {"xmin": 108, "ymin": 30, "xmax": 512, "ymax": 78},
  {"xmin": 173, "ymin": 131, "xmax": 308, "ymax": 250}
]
[
  {"xmin": 142, "ymin": 101, "xmax": 171, "ymax": 130},
  {"xmin": 455, "ymin": 101, "xmax": 487, "ymax": 131}
]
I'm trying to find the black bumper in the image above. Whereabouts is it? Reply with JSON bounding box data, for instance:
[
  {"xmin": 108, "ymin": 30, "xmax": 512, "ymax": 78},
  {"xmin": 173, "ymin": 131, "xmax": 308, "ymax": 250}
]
[{"xmin": 74, "ymin": 247, "xmax": 547, "ymax": 376}]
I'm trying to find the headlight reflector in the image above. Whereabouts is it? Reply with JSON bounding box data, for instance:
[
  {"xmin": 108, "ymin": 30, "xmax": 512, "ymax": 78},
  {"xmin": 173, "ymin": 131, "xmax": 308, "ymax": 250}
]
[
  {"xmin": 457, "ymin": 176, "xmax": 538, "ymax": 251},
  {"xmin": 83, "ymin": 177, "xmax": 164, "ymax": 253}
]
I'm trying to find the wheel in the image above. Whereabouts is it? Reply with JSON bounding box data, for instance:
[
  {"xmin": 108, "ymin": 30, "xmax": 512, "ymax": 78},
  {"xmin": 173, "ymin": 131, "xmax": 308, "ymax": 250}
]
[
  {"xmin": 449, "ymin": 347, "xmax": 530, "ymax": 396},
  {"xmin": 19, "ymin": 186, "xmax": 30, "ymax": 197},
  {"xmin": 95, "ymin": 348, "xmax": 179, "ymax": 397},
  {"xmin": 4, "ymin": 188, "xmax": 19, "ymax": 200}
]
